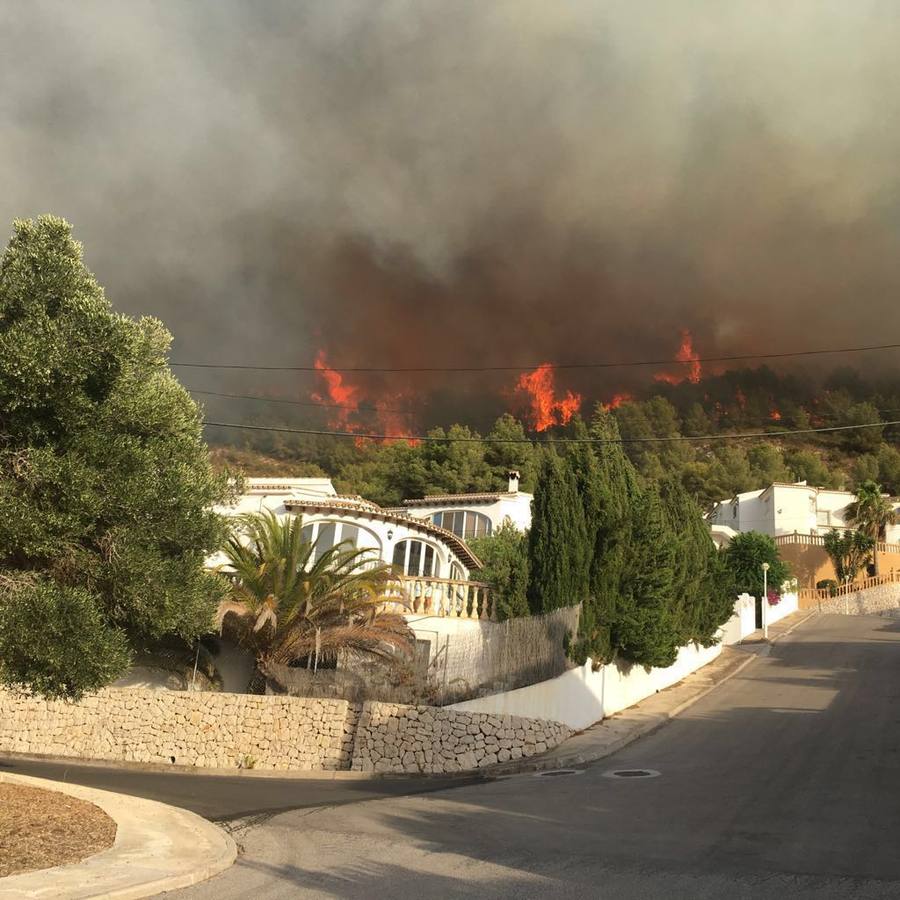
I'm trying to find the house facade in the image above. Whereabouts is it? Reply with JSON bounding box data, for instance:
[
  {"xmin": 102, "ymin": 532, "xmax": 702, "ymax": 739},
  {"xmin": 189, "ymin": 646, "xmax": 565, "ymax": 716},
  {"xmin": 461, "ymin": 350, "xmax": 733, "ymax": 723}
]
[
  {"xmin": 395, "ymin": 470, "xmax": 533, "ymax": 537},
  {"xmin": 212, "ymin": 477, "xmax": 482, "ymax": 581},
  {"xmin": 709, "ymin": 480, "xmax": 900, "ymax": 594},
  {"xmin": 709, "ymin": 481, "xmax": 900, "ymax": 542}
]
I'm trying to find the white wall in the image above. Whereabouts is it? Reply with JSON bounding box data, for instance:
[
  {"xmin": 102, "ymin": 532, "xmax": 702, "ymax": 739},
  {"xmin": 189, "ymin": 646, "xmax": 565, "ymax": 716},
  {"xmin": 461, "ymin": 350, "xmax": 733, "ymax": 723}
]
[
  {"xmin": 719, "ymin": 593, "xmax": 756, "ymax": 645},
  {"xmin": 765, "ymin": 590, "xmax": 798, "ymax": 626},
  {"xmin": 450, "ymin": 636, "xmax": 722, "ymax": 731},
  {"xmin": 406, "ymin": 493, "xmax": 533, "ymax": 533}
]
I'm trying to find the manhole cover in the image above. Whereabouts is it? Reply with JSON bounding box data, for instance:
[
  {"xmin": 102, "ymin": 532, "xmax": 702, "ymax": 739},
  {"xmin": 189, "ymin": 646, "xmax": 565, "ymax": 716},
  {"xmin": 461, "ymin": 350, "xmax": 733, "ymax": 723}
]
[
  {"xmin": 534, "ymin": 768, "xmax": 582, "ymax": 777},
  {"xmin": 602, "ymin": 768, "xmax": 661, "ymax": 779}
]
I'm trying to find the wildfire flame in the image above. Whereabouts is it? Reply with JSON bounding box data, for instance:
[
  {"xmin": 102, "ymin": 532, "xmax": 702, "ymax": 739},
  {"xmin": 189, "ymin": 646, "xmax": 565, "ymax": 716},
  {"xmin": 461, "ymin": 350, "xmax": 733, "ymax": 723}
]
[
  {"xmin": 770, "ymin": 408, "xmax": 782, "ymax": 421},
  {"xmin": 312, "ymin": 350, "xmax": 419, "ymax": 445},
  {"xmin": 654, "ymin": 329, "xmax": 702, "ymax": 385},
  {"xmin": 515, "ymin": 363, "xmax": 581, "ymax": 431},
  {"xmin": 601, "ymin": 391, "xmax": 634, "ymax": 411}
]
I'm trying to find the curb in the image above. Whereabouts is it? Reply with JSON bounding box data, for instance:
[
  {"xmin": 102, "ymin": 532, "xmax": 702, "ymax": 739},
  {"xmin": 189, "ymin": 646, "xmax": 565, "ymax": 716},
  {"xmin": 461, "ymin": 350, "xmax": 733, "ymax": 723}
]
[{"xmin": 0, "ymin": 772, "xmax": 236, "ymax": 899}]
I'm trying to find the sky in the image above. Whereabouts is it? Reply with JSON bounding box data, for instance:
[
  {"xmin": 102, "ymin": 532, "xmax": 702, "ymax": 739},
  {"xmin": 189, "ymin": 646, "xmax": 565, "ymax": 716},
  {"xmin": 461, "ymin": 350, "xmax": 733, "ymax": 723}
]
[{"xmin": 2, "ymin": 1, "xmax": 899, "ymax": 427}]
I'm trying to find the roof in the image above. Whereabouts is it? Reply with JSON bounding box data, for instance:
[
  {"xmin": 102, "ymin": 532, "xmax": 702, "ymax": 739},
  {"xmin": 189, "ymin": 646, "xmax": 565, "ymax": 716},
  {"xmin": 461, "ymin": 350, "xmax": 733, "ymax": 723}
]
[
  {"xmin": 402, "ymin": 491, "xmax": 525, "ymax": 507},
  {"xmin": 283, "ymin": 497, "xmax": 483, "ymax": 570}
]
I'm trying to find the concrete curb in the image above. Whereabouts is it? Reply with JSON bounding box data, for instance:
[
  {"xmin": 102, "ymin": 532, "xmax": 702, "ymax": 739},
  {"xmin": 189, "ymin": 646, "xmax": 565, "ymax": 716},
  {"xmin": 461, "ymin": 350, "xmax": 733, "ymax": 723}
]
[{"xmin": 0, "ymin": 772, "xmax": 236, "ymax": 900}]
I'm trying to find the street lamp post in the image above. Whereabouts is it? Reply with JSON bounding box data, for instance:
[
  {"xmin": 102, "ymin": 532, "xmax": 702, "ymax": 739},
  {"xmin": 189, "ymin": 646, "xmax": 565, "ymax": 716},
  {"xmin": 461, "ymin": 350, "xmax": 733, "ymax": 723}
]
[{"xmin": 761, "ymin": 562, "xmax": 770, "ymax": 640}]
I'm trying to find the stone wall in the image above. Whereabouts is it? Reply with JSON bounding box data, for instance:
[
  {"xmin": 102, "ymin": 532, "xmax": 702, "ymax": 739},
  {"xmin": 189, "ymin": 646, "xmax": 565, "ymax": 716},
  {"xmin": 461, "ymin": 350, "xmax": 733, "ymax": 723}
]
[
  {"xmin": 0, "ymin": 688, "xmax": 356, "ymax": 770},
  {"xmin": 0, "ymin": 688, "xmax": 569, "ymax": 774},
  {"xmin": 814, "ymin": 582, "xmax": 900, "ymax": 616},
  {"xmin": 350, "ymin": 702, "xmax": 571, "ymax": 773}
]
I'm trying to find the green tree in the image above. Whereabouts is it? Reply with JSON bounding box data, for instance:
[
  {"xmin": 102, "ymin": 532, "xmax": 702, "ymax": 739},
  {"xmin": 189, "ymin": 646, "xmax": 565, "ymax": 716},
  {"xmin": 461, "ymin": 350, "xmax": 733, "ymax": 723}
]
[
  {"xmin": 876, "ymin": 444, "xmax": 900, "ymax": 495},
  {"xmin": 723, "ymin": 532, "xmax": 790, "ymax": 598},
  {"xmin": 785, "ymin": 449, "xmax": 834, "ymax": 488},
  {"xmin": 217, "ymin": 511, "xmax": 414, "ymax": 686},
  {"xmin": 846, "ymin": 480, "xmax": 896, "ymax": 541},
  {"xmin": 659, "ymin": 478, "xmax": 735, "ymax": 646},
  {"xmin": 0, "ymin": 216, "xmax": 229, "ymax": 699},
  {"xmin": 823, "ymin": 529, "xmax": 874, "ymax": 584},
  {"xmin": 526, "ymin": 449, "xmax": 589, "ymax": 614},
  {"xmin": 683, "ymin": 402, "xmax": 713, "ymax": 437},
  {"xmin": 469, "ymin": 521, "xmax": 530, "ymax": 621},
  {"xmin": 615, "ymin": 488, "xmax": 679, "ymax": 667},
  {"xmin": 484, "ymin": 414, "xmax": 537, "ymax": 492}
]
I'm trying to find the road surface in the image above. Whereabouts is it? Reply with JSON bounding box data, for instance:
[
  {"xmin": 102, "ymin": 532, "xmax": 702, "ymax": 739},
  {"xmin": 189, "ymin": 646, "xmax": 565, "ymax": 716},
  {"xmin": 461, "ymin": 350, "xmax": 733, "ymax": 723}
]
[
  {"xmin": 0, "ymin": 755, "xmax": 476, "ymax": 820},
  {"xmin": 167, "ymin": 613, "xmax": 900, "ymax": 898}
]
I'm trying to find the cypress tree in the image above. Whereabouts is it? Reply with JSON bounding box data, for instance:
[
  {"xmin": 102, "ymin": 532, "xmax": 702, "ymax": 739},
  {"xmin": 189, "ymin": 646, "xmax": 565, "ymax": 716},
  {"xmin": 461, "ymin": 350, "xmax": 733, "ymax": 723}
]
[{"xmin": 526, "ymin": 448, "xmax": 589, "ymax": 613}]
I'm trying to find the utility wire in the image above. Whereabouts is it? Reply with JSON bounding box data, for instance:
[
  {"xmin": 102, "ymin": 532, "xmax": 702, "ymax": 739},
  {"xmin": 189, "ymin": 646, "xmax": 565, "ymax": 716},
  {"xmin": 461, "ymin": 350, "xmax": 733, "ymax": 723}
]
[
  {"xmin": 172, "ymin": 340, "xmax": 900, "ymax": 374},
  {"xmin": 202, "ymin": 418, "xmax": 900, "ymax": 444}
]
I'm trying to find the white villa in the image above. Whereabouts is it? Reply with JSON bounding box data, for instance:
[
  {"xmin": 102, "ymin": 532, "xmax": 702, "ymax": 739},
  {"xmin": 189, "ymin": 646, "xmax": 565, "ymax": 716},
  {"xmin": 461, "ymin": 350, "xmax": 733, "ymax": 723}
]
[
  {"xmin": 211, "ymin": 476, "xmax": 493, "ymax": 620},
  {"xmin": 395, "ymin": 470, "xmax": 533, "ymax": 535},
  {"xmin": 708, "ymin": 481, "xmax": 900, "ymax": 544}
]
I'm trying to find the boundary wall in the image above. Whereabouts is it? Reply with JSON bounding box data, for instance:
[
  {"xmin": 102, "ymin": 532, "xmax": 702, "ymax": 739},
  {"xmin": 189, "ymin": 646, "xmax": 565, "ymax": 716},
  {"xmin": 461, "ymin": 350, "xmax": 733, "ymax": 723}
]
[{"xmin": 0, "ymin": 687, "xmax": 569, "ymax": 774}]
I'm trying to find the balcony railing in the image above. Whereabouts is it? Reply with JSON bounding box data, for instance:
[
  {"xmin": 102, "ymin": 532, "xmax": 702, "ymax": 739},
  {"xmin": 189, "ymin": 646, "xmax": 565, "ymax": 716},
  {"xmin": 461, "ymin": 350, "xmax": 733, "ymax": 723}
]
[
  {"xmin": 798, "ymin": 569, "xmax": 900, "ymax": 603},
  {"xmin": 384, "ymin": 576, "xmax": 495, "ymax": 621},
  {"xmin": 774, "ymin": 531, "xmax": 900, "ymax": 555}
]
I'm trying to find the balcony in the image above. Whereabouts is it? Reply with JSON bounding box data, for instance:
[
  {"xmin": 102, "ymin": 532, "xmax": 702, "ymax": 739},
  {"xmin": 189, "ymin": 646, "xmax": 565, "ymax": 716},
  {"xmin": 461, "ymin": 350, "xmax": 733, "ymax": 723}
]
[{"xmin": 384, "ymin": 576, "xmax": 495, "ymax": 621}]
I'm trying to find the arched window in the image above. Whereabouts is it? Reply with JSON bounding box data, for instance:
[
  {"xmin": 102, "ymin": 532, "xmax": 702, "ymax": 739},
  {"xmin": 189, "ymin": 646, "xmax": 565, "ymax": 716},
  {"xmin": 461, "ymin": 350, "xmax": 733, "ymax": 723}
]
[
  {"xmin": 300, "ymin": 520, "xmax": 362, "ymax": 562},
  {"xmin": 430, "ymin": 510, "xmax": 492, "ymax": 539},
  {"xmin": 392, "ymin": 540, "xmax": 437, "ymax": 577}
]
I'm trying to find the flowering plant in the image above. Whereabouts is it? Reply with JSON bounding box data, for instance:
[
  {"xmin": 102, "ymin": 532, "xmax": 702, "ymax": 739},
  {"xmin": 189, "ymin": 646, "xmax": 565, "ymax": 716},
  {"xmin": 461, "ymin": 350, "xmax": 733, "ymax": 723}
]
[{"xmin": 766, "ymin": 589, "xmax": 781, "ymax": 606}]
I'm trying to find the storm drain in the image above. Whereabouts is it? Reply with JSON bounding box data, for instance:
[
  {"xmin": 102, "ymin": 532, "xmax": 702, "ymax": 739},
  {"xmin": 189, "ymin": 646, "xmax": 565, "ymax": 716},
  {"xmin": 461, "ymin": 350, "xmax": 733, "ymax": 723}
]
[
  {"xmin": 533, "ymin": 768, "xmax": 582, "ymax": 777},
  {"xmin": 602, "ymin": 768, "xmax": 661, "ymax": 779}
]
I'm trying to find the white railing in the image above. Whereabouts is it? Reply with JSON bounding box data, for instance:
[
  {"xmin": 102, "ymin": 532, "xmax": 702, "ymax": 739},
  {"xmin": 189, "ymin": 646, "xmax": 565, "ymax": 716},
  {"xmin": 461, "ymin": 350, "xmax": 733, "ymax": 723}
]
[
  {"xmin": 775, "ymin": 530, "xmax": 900, "ymax": 555},
  {"xmin": 798, "ymin": 569, "xmax": 900, "ymax": 604},
  {"xmin": 384, "ymin": 576, "xmax": 495, "ymax": 621}
]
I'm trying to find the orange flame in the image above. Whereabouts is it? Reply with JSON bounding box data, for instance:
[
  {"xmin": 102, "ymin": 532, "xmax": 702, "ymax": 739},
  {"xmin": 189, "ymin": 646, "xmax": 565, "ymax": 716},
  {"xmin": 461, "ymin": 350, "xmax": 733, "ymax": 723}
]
[
  {"xmin": 515, "ymin": 364, "xmax": 581, "ymax": 431},
  {"xmin": 770, "ymin": 408, "xmax": 782, "ymax": 421},
  {"xmin": 312, "ymin": 351, "xmax": 419, "ymax": 445},
  {"xmin": 601, "ymin": 391, "xmax": 634, "ymax": 411},
  {"xmin": 654, "ymin": 329, "xmax": 702, "ymax": 385}
]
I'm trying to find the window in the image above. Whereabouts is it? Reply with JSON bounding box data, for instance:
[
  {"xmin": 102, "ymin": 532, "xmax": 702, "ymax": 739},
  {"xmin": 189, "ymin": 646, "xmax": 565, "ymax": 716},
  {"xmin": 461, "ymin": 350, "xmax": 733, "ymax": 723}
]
[
  {"xmin": 314, "ymin": 522, "xmax": 337, "ymax": 561},
  {"xmin": 300, "ymin": 521, "xmax": 363, "ymax": 562},
  {"xmin": 392, "ymin": 540, "xmax": 438, "ymax": 576},
  {"xmin": 430, "ymin": 510, "xmax": 491, "ymax": 539},
  {"xmin": 817, "ymin": 510, "xmax": 830, "ymax": 527}
]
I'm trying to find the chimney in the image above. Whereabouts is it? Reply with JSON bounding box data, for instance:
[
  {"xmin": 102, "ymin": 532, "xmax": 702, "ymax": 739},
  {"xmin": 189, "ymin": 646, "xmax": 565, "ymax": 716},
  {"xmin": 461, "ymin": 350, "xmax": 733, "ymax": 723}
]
[{"xmin": 507, "ymin": 470, "xmax": 520, "ymax": 493}]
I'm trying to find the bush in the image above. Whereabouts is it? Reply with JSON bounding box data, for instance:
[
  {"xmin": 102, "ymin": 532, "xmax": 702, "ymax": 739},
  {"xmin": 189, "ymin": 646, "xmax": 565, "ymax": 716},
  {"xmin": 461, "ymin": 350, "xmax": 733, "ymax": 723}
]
[{"xmin": 816, "ymin": 579, "xmax": 838, "ymax": 597}]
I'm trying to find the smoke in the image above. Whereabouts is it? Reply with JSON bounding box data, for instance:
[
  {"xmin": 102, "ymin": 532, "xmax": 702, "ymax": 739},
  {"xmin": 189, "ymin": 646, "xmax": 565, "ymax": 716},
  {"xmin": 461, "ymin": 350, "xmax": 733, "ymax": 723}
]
[{"xmin": 2, "ymin": 1, "xmax": 900, "ymax": 430}]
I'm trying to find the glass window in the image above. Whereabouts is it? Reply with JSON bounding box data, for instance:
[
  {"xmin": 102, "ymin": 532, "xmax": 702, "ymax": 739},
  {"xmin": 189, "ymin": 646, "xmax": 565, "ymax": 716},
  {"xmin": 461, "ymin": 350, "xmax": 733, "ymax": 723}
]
[
  {"xmin": 301, "ymin": 523, "xmax": 315, "ymax": 544},
  {"xmin": 408, "ymin": 541, "xmax": 422, "ymax": 576},
  {"xmin": 340, "ymin": 524, "xmax": 359, "ymax": 548},
  {"xmin": 314, "ymin": 522, "xmax": 336, "ymax": 562},
  {"xmin": 393, "ymin": 540, "xmax": 438, "ymax": 576},
  {"xmin": 431, "ymin": 512, "xmax": 442, "ymax": 528}
]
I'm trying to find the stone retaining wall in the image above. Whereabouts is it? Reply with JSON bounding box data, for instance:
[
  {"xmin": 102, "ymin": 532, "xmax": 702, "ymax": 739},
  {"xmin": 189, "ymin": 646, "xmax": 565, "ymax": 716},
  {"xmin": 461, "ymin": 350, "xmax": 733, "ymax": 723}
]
[
  {"xmin": 350, "ymin": 702, "xmax": 571, "ymax": 773},
  {"xmin": 814, "ymin": 582, "xmax": 900, "ymax": 616},
  {"xmin": 0, "ymin": 688, "xmax": 570, "ymax": 774},
  {"xmin": 0, "ymin": 689, "xmax": 356, "ymax": 770}
]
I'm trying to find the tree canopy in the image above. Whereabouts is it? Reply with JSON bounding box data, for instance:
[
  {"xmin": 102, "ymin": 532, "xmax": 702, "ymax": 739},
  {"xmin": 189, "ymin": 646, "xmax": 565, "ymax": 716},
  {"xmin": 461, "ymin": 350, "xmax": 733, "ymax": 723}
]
[
  {"xmin": 723, "ymin": 532, "xmax": 791, "ymax": 598},
  {"xmin": 0, "ymin": 216, "xmax": 230, "ymax": 699}
]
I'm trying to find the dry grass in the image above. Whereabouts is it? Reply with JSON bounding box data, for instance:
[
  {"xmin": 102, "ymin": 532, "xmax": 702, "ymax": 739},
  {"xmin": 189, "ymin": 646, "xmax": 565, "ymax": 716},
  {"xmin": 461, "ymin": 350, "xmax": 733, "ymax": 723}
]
[{"xmin": 0, "ymin": 782, "xmax": 117, "ymax": 878}]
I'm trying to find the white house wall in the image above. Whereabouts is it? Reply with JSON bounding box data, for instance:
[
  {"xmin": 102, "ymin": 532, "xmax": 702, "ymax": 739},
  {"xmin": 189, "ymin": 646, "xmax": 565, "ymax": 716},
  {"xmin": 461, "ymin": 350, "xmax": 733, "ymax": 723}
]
[{"xmin": 405, "ymin": 494, "xmax": 533, "ymax": 534}]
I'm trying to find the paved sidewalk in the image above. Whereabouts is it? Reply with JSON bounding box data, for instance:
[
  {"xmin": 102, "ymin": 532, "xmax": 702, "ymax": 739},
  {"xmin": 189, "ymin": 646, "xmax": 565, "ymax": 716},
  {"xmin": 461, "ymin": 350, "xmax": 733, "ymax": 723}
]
[
  {"xmin": 0, "ymin": 773, "xmax": 235, "ymax": 900},
  {"xmin": 490, "ymin": 608, "xmax": 817, "ymax": 775}
]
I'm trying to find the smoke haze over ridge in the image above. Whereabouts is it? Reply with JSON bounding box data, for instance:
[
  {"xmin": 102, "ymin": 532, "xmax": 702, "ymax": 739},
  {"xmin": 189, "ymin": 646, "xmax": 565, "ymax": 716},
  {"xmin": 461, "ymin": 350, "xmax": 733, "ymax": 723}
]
[{"xmin": 2, "ymin": 1, "xmax": 900, "ymax": 426}]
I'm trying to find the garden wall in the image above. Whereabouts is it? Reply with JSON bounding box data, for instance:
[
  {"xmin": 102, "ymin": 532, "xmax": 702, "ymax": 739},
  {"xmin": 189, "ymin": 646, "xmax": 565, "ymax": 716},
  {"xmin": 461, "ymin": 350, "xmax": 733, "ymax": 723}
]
[
  {"xmin": 0, "ymin": 689, "xmax": 357, "ymax": 770},
  {"xmin": 814, "ymin": 582, "xmax": 900, "ymax": 615},
  {"xmin": 351, "ymin": 702, "xmax": 570, "ymax": 773},
  {"xmin": 0, "ymin": 688, "xmax": 570, "ymax": 774}
]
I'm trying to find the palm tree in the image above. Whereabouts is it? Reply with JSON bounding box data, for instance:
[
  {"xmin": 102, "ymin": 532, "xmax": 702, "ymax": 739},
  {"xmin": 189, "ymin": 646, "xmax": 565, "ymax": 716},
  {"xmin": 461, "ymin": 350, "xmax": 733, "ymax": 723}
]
[
  {"xmin": 215, "ymin": 511, "xmax": 414, "ymax": 689},
  {"xmin": 847, "ymin": 480, "xmax": 897, "ymax": 541},
  {"xmin": 847, "ymin": 480, "xmax": 897, "ymax": 577}
]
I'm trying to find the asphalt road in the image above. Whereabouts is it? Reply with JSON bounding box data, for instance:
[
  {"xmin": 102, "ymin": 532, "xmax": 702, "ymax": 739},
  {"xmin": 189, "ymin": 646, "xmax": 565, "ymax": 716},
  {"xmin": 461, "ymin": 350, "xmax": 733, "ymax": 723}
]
[
  {"xmin": 0, "ymin": 756, "xmax": 476, "ymax": 820},
  {"xmin": 166, "ymin": 613, "xmax": 900, "ymax": 899}
]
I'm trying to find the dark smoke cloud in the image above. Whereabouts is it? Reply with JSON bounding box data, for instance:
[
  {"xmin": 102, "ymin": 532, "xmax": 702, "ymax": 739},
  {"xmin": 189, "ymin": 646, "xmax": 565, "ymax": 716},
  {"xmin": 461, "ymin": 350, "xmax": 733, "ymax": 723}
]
[{"xmin": 2, "ymin": 1, "xmax": 900, "ymax": 428}]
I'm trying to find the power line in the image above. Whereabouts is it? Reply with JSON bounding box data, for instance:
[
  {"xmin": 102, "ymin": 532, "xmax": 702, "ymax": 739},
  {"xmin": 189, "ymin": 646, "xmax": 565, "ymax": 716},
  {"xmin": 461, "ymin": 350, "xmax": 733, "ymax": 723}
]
[
  {"xmin": 187, "ymin": 388, "xmax": 416, "ymax": 417},
  {"xmin": 172, "ymin": 340, "xmax": 900, "ymax": 374},
  {"xmin": 202, "ymin": 418, "xmax": 900, "ymax": 445}
]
